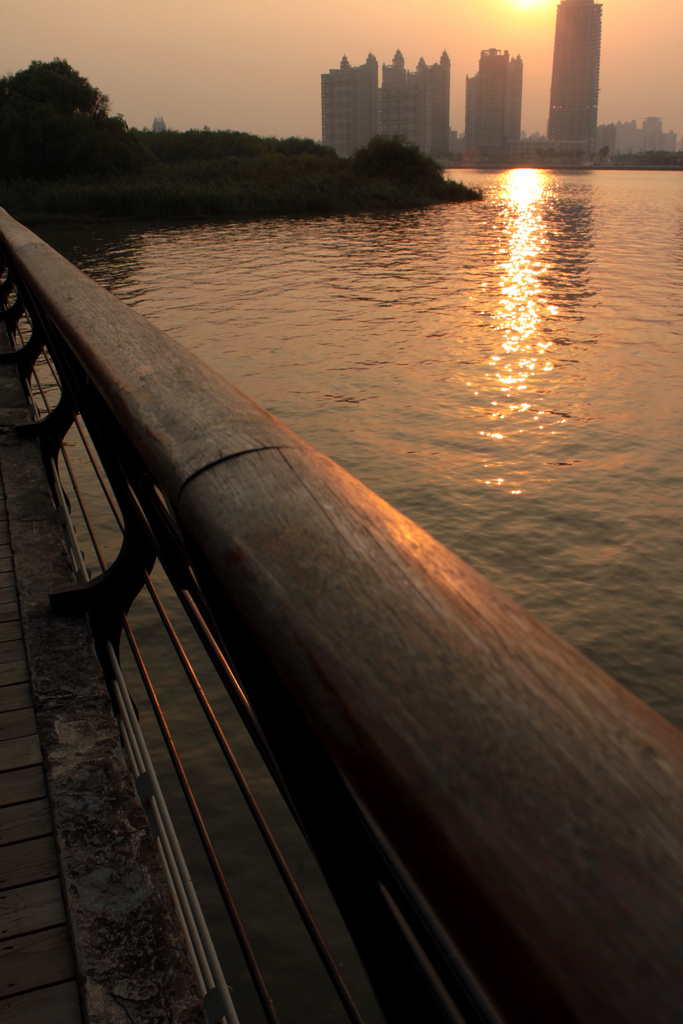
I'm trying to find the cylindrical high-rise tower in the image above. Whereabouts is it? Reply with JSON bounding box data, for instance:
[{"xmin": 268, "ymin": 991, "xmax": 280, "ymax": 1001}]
[{"xmin": 547, "ymin": 0, "xmax": 602, "ymax": 153}]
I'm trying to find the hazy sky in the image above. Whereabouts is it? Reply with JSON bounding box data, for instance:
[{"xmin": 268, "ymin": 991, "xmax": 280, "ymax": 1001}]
[{"xmin": 3, "ymin": 0, "xmax": 682, "ymax": 140}]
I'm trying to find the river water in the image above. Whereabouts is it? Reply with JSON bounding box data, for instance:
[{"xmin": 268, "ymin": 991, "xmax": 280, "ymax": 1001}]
[
  {"xmin": 42, "ymin": 168, "xmax": 683, "ymax": 728},
  {"xmin": 35, "ymin": 168, "xmax": 683, "ymax": 1023}
]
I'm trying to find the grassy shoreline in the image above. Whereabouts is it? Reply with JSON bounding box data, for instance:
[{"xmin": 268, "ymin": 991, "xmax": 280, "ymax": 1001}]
[
  {"xmin": 1, "ymin": 137, "xmax": 482, "ymax": 225},
  {"xmin": 1, "ymin": 164, "xmax": 481, "ymax": 224}
]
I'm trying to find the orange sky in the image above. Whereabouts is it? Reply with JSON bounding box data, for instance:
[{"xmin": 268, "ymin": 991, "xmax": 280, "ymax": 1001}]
[{"xmin": 3, "ymin": 0, "xmax": 682, "ymax": 140}]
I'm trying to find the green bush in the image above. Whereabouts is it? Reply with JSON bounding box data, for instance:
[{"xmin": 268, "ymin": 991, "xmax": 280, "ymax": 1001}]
[{"xmin": 352, "ymin": 136, "xmax": 444, "ymax": 184}]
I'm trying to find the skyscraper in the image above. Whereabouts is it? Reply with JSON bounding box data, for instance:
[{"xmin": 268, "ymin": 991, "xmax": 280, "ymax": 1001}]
[
  {"xmin": 465, "ymin": 49, "xmax": 523, "ymax": 153},
  {"xmin": 321, "ymin": 54, "xmax": 379, "ymax": 157},
  {"xmin": 379, "ymin": 51, "xmax": 451, "ymax": 159},
  {"xmin": 547, "ymin": 0, "xmax": 602, "ymax": 153}
]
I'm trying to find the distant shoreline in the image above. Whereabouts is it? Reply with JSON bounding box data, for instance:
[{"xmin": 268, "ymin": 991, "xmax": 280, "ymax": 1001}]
[
  {"xmin": 1, "ymin": 137, "xmax": 482, "ymax": 226},
  {"xmin": 0, "ymin": 178, "xmax": 481, "ymax": 227},
  {"xmin": 450, "ymin": 163, "xmax": 682, "ymax": 173}
]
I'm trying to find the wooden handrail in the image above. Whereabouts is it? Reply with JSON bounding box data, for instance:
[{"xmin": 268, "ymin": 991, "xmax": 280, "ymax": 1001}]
[{"xmin": 2, "ymin": 208, "xmax": 681, "ymax": 1024}]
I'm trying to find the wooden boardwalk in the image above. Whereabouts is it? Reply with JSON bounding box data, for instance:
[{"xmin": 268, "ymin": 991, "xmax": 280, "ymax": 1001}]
[
  {"xmin": 0, "ymin": 302, "xmax": 82, "ymax": 1024},
  {"xmin": 0, "ymin": 472, "xmax": 82, "ymax": 1023},
  {"xmin": 0, "ymin": 301, "xmax": 206, "ymax": 1023}
]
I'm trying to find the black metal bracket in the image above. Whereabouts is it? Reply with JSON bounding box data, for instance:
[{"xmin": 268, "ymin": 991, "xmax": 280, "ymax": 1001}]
[
  {"xmin": 0, "ymin": 320, "xmax": 49, "ymax": 377},
  {"xmin": 0, "ymin": 271, "xmax": 13, "ymax": 305},
  {"xmin": 0, "ymin": 294, "xmax": 25, "ymax": 333},
  {"xmin": 17, "ymin": 391, "xmax": 76, "ymax": 508},
  {"xmin": 49, "ymin": 508, "xmax": 157, "ymax": 671},
  {"xmin": 16, "ymin": 388, "xmax": 74, "ymax": 441}
]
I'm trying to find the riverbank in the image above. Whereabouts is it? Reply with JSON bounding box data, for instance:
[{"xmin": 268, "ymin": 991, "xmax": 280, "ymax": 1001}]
[{"xmin": 0, "ymin": 144, "xmax": 481, "ymax": 223}]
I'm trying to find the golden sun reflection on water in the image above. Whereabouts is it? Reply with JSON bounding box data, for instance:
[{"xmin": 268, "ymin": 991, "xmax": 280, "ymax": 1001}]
[
  {"xmin": 493, "ymin": 168, "xmax": 553, "ymax": 395},
  {"xmin": 473, "ymin": 167, "xmax": 557, "ymax": 494}
]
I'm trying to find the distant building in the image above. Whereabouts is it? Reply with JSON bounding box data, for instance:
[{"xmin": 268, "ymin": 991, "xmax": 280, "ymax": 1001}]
[
  {"xmin": 596, "ymin": 117, "xmax": 678, "ymax": 155},
  {"xmin": 641, "ymin": 116, "xmax": 677, "ymax": 152},
  {"xmin": 379, "ymin": 50, "xmax": 451, "ymax": 159},
  {"xmin": 465, "ymin": 49, "xmax": 523, "ymax": 154},
  {"xmin": 152, "ymin": 115, "xmax": 166, "ymax": 133},
  {"xmin": 321, "ymin": 54, "xmax": 379, "ymax": 157},
  {"xmin": 547, "ymin": 0, "xmax": 602, "ymax": 153},
  {"xmin": 595, "ymin": 121, "xmax": 617, "ymax": 155}
]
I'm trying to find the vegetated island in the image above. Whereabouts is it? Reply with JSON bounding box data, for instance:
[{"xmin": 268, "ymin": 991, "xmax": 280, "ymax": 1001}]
[{"xmin": 0, "ymin": 59, "xmax": 481, "ymax": 223}]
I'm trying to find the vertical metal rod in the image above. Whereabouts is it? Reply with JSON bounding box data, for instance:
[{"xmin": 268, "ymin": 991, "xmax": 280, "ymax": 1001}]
[
  {"xmin": 121, "ymin": 626, "xmax": 282, "ymax": 1024},
  {"xmin": 107, "ymin": 642, "xmax": 240, "ymax": 1024}
]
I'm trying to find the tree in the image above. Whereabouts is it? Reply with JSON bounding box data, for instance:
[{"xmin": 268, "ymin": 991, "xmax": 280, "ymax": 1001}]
[
  {"xmin": 351, "ymin": 136, "xmax": 444, "ymax": 186},
  {"xmin": 0, "ymin": 58, "xmax": 146, "ymax": 180},
  {"xmin": 1, "ymin": 58, "xmax": 109, "ymax": 118}
]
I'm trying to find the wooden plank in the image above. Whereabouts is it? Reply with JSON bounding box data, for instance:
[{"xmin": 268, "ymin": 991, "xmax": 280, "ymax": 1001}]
[
  {"xmin": 0, "ymin": 734, "xmax": 41, "ymax": 773},
  {"xmin": 0, "ymin": 573, "xmax": 16, "ymax": 587},
  {"xmin": 0, "ymin": 877, "xmax": 65, "ymax": 940},
  {"xmin": 0, "ymin": 638, "xmax": 25, "ymax": 662},
  {"xmin": 0, "ymin": 604, "xmax": 21, "ymax": 625},
  {"xmin": 0, "ymin": 924, "xmax": 75, "ymax": 999},
  {"xmin": 0, "ymin": 835, "xmax": 59, "ymax": 890},
  {"xmin": 0, "ymin": 980, "xmax": 82, "ymax": 1024},
  {"xmin": 0, "ymin": 682, "xmax": 32, "ymax": 713},
  {"xmin": 0, "ymin": 656, "xmax": 28, "ymax": 676},
  {"xmin": 0, "ymin": 798, "xmax": 52, "ymax": 848},
  {"xmin": 0, "ymin": 707, "xmax": 36, "ymax": 743},
  {"xmin": 0, "ymin": 662, "xmax": 29, "ymax": 687},
  {"xmin": 0, "ymin": 767, "xmax": 46, "ymax": 808},
  {"xmin": 0, "ymin": 621, "xmax": 22, "ymax": 643}
]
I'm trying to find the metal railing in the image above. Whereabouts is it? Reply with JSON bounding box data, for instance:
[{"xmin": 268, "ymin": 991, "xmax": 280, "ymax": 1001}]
[{"xmin": 1, "ymin": 208, "xmax": 682, "ymax": 1024}]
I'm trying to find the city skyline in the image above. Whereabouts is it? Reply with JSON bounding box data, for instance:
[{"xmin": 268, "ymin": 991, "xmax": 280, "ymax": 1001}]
[{"xmin": 2, "ymin": 0, "xmax": 681, "ymax": 140}]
